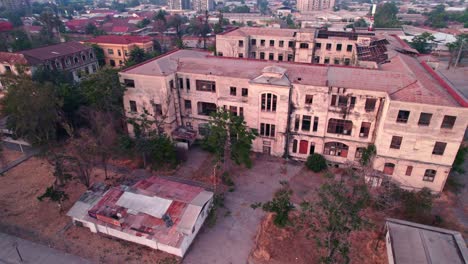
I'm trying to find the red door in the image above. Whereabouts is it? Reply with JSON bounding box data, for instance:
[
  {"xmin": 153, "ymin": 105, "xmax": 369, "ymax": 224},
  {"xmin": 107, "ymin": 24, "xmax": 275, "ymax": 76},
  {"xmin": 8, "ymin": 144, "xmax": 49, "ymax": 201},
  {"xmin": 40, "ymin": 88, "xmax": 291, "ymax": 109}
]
[{"xmin": 299, "ymin": 140, "xmax": 308, "ymax": 154}]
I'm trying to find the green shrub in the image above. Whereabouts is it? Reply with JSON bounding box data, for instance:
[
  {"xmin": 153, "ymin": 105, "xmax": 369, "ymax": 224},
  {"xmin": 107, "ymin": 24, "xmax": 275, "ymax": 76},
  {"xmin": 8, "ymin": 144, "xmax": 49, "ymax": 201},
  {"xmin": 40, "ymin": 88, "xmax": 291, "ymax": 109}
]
[{"xmin": 305, "ymin": 153, "xmax": 327, "ymax": 172}]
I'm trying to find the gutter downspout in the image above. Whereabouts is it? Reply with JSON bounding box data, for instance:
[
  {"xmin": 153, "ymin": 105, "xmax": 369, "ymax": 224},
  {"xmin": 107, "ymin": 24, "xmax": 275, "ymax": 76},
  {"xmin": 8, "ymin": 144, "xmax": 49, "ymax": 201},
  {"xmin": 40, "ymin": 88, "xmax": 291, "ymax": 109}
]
[{"xmin": 283, "ymin": 77, "xmax": 294, "ymax": 159}]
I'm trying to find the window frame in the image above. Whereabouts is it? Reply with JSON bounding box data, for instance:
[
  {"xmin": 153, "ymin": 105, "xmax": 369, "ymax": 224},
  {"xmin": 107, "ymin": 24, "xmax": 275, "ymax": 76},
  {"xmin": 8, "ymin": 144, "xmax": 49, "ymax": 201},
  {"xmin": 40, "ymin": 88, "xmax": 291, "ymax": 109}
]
[
  {"xmin": 418, "ymin": 112, "xmax": 432, "ymax": 126},
  {"xmin": 423, "ymin": 169, "xmax": 436, "ymax": 182},
  {"xmin": 390, "ymin": 136, "xmax": 402, "ymax": 149},
  {"xmin": 396, "ymin": 110, "xmax": 410, "ymax": 123},
  {"xmin": 432, "ymin": 142, "xmax": 447, "ymax": 155}
]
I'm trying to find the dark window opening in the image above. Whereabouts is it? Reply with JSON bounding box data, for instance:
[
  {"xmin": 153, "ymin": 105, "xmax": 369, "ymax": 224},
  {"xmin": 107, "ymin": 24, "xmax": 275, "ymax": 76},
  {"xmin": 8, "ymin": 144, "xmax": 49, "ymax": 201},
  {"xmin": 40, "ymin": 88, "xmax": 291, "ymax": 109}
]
[
  {"xmin": 294, "ymin": 115, "xmax": 300, "ymax": 131},
  {"xmin": 432, "ymin": 142, "xmax": 447, "ymax": 155},
  {"xmin": 124, "ymin": 79, "xmax": 135, "ymax": 88},
  {"xmin": 396, "ymin": 110, "xmax": 410, "ymax": 123},
  {"xmin": 336, "ymin": 44, "xmax": 342, "ymax": 51},
  {"xmin": 260, "ymin": 52, "xmax": 265, "ymax": 60},
  {"xmin": 251, "ymin": 39, "xmax": 256, "ymax": 46},
  {"xmin": 186, "ymin": 78, "xmax": 191, "ymax": 90},
  {"xmin": 129, "ymin": 100, "xmax": 137, "ymax": 112},
  {"xmin": 326, "ymin": 43, "xmax": 332, "ymax": 50},
  {"xmin": 365, "ymin": 98, "xmax": 376, "ymax": 112},
  {"xmin": 347, "ymin": 44, "xmax": 353, "ymax": 52},
  {"xmin": 300, "ymin": 43, "xmax": 309, "ymax": 49},
  {"xmin": 292, "ymin": 139, "xmax": 298, "ymax": 153},
  {"xmin": 230, "ymin": 87, "xmax": 236, "ymax": 96},
  {"xmin": 242, "ymin": 88, "xmax": 248, "ymax": 97},
  {"xmin": 260, "ymin": 39, "xmax": 265, "ymax": 46},
  {"xmin": 270, "ymin": 40, "xmax": 274, "ymax": 46},
  {"xmin": 441, "ymin": 115, "xmax": 456, "ymax": 129},
  {"xmin": 269, "ymin": 53, "xmax": 274, "ymax": 60},
  {"xmin": 178, "ymin": 78, "xmax": 183, "ymax": 89},
  {"xmin": 305, "ymin": 95, "xmax": 313, "ymax": 105},
  {"xmin": 238, "ymin": 40, "xmax": 244, "ymax": 47},
  {"xmin": 315, "ymin": 43, "xmax": 321, "ymax": 49},
  {"xmin": 418, "ymin": 113, "xmax": 432, "ymax": 126},
  {"xmin": 390, "ymin": 136, "xmax": 402, "ymax": 149},
  {"xmin": 197, "ymin": 102, "xmax": 217, "ymax": 116},
  {"xmin": 288, "ymin": 41, "xmax": 294, "ymax": 48},
  {"xmin": 279, "ymin": 40, "xmax": 284, "ymax": 47},
  {"xmin": 302, "ymin": 115, "xmax": 311, "ymax": 131},
  {"xmin": 313, "ymin": 117, "xmax": 319, "ymax": 132}
]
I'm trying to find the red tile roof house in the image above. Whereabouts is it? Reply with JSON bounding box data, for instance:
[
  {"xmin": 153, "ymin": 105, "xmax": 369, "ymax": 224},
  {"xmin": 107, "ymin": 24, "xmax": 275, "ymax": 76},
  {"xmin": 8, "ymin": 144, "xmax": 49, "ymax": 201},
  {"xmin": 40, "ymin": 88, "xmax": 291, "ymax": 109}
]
[
  {"xmin": 18, "ymin": 42, "xmax": 99, "ymax": 82},
  {"xmin": 67, "ymin": 177, "xmax": 213, "ymax": 257}
]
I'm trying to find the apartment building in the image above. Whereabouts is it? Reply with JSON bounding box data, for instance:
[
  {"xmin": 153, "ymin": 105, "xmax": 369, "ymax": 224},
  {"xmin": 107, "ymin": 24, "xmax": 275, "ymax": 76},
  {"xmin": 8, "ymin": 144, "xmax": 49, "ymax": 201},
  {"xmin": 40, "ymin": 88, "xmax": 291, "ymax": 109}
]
[
  {"xmin": 119, "ymin": 49, "xmax": 467, "ymax": 193},
  {"xmin": 192, "ymin": 0, "xmax": 214, "ymax": 12},
  {"xmin": 83, "ymin": 35, "xmax": 153, "ymax": 68},
  {"xmin": 169, "ymin": 0, "xmax": 191, "ymax": 10},
  {"xmin": 296, "ymin": 0, "xmax": 335, "ymax": 12},
  {"xmin": 216, "ymin": 27, "xmax": 388, "ymax": 68}
]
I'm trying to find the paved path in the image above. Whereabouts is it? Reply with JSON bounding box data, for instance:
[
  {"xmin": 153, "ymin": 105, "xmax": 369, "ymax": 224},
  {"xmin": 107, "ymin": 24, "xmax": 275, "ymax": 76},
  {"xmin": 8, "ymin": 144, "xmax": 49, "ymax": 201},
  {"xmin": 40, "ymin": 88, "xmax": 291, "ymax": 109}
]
[
  {"xmin": 0, "ymin": 233, "xmax": 90, "ymax": 264},
  {"xmin": 183, "ymin": 155, "xmax": 303, "ymax": 264}
]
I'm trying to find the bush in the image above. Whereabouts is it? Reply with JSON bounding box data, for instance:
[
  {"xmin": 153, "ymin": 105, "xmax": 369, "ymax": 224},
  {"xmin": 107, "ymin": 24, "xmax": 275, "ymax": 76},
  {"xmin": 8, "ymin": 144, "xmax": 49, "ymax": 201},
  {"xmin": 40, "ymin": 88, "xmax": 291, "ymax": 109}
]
[{"xmin": 305, "ymin": 153, "xmax": 327, "ymax": 172}]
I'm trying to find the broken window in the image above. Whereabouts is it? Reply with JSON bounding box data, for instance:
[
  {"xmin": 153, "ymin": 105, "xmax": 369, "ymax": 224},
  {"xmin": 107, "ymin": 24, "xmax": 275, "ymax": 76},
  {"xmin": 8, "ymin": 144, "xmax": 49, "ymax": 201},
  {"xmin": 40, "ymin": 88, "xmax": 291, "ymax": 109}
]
[
  {"xmin": 423, "ymin": 169, "xmax": 436, "ymax": 182},
  {"xmin": 229, "ymin": 106, "xmax": 238, "ymax": 116},
  {"xmin": 279, "ymin": 40, "xmax": 284, "ymax": 47},
  {"xmin": 184, "ymin": 100, "xmax": 192, "ymax": 112},
  {"xmin": 418, "ymin": 113, "xmax": 432, "ymax": 126},
  {"xmin": 324, "ymin": 142, "xmax": 349, "ymax": 157},
  {"xmin": 355, "ymin": 147, "xmax": 365, "ymax": 160},
  {"xmin": 238, "ymin": 40, "xmax": 244, "ymax": 47},
  {"xmin": 260, "ymin": 39, "xmax": 265, "ymax": 46},
  {"xmin": 315, "ymin": 43, "xmax": 321, "ymax": 49},
  {"xmin": 327, "ymin": 118, "xmax": 353, "ymax": 135},
  {"xmin": 178, "ymin": 78, "xmax": 183, "ymax": 89},
  {"xmin": 186, "ymin": 78, "xmax": 190, "ymax": 90},
  {"xmin": 326, "ymin": 43, "xmax": 332, "ymax": 50},
  {"xmin": 305, "ymin": 95, "xmax": 313, "ymax": 105},
  {"xmin": 300, "ymin": 43, "xmax": 309, "ymax": 49},
  {"xmin": 359, "ymin": 122, "xmax": 371, "ymax": 138},
  {"xmin": 390, "ymin": 136, "xmax": 402, "ymax": 149},
  {"xmin": 196, "ymin": 80, "xmax": 216, "ymax": 92},
  {"xmin": 432, "ymin": 142, "xmax": 447, "ymax": 155},
  {"xmin": 396, "ymin": 110, "xmax": 410, "ymax": 123},
  {"xmin": 441, "ymin": 115, "xmax": 456, "ymax": 129},
  {"xmin": 197, "ymin": 102, "xmax": 217, "ymax": 116},
  {"xmin": 153, "ymin": 103, "xmax": 162, "ymax": 116}
]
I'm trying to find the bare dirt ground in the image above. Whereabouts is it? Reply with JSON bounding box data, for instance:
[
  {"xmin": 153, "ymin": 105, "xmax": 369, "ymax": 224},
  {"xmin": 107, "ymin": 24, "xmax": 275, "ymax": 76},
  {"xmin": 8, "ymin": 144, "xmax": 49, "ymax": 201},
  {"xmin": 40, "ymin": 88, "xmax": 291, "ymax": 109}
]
[
  {"xmin": 0, "ymin": 156, "xmax": 180, "ymax": 264},
  {"xmin": 0, "ymin": 148, "xmax": 24, "ymax": 167}
]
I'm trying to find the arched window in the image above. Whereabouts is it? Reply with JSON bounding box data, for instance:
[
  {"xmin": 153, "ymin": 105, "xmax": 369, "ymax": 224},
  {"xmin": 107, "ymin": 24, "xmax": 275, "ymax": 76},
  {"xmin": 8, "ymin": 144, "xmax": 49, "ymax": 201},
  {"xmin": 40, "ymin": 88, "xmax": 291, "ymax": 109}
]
[
  {"xmin": 324, "ymin": 142, "xmax": 349, "ymax": 157},
  {"xmin": 261, "ymin": 93, "xmax": 277, "ymax": 112},
  {"xmin": 74, "ymin": 56, "xmax": 79, "ymax": 64},
  {"xmin": 89, "ymin": 52, "xmax": 94, "ymax": 59},
  {"xmin": 423, "ymin": 169, "xmax": 436, "ymax": 182},
  {"xmin": 66, "ymin": 57, "xmax": 71, "ymax": 65},
  {"xmin": 81, "ymin": 53, "xmax": 87, "ymax": 61},
  {"xmin": 383, "ymin": 163, "xmax": 395, "ymax": 175}
]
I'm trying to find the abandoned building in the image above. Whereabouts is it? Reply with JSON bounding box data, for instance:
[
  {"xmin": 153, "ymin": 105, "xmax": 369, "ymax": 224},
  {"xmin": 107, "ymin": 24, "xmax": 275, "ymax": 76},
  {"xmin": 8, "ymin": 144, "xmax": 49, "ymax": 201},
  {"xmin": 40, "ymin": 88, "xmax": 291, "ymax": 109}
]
[
  {"xmin": 119, "ymin": 48, "xmax": 467, "ymax": 193},
  {"xmin": 215, "ymin": 27, "xmax": 389, "ymax": 68},
  {"xmin": 67, "ymin": 177, "xmax": 214, "ymax": 257},
  {"xmin": 385, "ymin": 218, "xmax": 468, "ymax": 264}
]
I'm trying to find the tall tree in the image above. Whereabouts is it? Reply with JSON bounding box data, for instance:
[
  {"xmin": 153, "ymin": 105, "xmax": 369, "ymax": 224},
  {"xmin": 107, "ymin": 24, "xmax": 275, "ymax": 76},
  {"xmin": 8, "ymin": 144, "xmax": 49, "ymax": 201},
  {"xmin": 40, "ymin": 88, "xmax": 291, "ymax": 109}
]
[
  {"xmin": 79, "ymin": 67, "xmax": 126, "ymax": 114},
  {"xmin": 374, "ymin": 2, "xmax": 400, "ymax": 28},
  {"xmin": 410, "ymin": 32, "xmax": 435, "ymax": 54},
  {"xmin": 3, "ymin": 78, "xmax": 71, "ymax": 145},
  {"xmin": 299, "ymin": 175, "xmax": 371, "ymax": 264},
  {"xmin": 447, "ymin": 34, "xmax": 467, "ymax": 68},
  {"xmin": 203, "ymin": 109, "xmax": 256, "ymax": 188}
]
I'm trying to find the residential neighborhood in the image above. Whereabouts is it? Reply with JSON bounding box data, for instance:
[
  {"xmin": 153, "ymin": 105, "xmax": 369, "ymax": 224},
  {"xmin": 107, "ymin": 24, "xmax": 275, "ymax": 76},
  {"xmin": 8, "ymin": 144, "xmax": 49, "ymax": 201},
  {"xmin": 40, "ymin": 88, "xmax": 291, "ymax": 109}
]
[{"xmin": 0, "ymin": 0, "xmax": 467, "ymax": 263}]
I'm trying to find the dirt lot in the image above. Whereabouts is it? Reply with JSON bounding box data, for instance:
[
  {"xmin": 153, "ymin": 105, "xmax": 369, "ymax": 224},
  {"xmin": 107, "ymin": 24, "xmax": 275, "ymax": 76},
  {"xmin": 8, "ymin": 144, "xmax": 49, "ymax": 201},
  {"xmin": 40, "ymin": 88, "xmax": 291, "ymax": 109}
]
[
  {"xmin": 0, "ymin": 156, "xmax": 180, "ymax": 264},
  {"xmin": 0, "ymin": 148, "xmax": 24, "ymax": 167}
]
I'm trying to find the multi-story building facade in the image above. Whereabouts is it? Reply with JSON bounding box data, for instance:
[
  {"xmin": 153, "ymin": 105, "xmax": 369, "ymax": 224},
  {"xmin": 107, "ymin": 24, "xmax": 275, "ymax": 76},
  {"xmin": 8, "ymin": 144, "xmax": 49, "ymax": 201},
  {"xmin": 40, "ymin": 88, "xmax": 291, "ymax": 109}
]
[
  {"xmin": 18, "ymin": 42, "xmax": 99, "ymax": 82},
  {"xmin": 216, "ymin": 27, "xmax": 387, "ymax": 68},
  {"xmin": 192, "ymin": 0, "xmax": 214, "ymax": 12},
  {"xmin": 119, "ymin": 49, "xmax": 467, "ymax": 193},
  {"xmin": 169, "ymin": 0, "xmax": 191, "ymax": 10},
  {"xmin": 83, "ymin": 35, "xmax": 153, "ymax": 68},
  {"xmin": 296, "ymin": 0, "xmax": 335, "ymax": 12}
]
